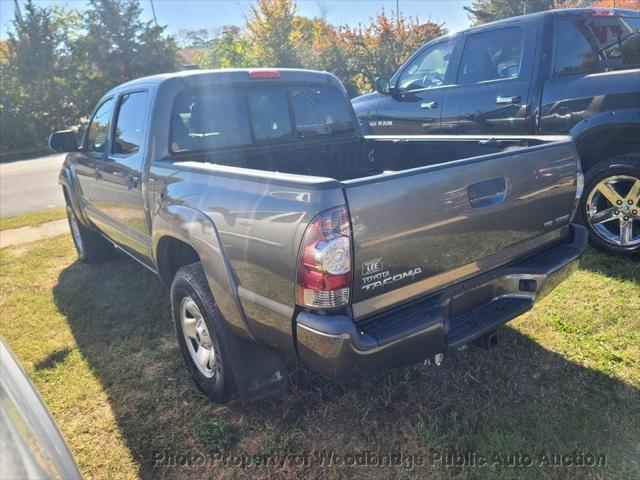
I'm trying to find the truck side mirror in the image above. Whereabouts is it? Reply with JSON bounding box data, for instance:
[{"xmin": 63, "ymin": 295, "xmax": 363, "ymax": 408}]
[
  {"xmin": 48, "ymin": 131, "xmax": 78, "ymax": 153},
  {"xmin": 374, "ymin": 77, "xmax": 391, "ymax": 94}
]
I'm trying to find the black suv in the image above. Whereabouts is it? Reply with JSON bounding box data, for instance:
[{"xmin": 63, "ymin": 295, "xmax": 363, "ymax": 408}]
[{"xmin": 353, "ymin": 8, "xmax": 640, "ymax": 255}]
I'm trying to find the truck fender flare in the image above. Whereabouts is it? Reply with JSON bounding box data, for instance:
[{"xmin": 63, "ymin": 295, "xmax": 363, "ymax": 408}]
[
  {"xmin": 570, "ymin": 108, "xmax": 640, "ymax": 143},
  {"xmin": 151, "ymin": 205, "xmax": 288, "ymax": 401},
  {"xmin": 58, "ymin": 165, "xmax": 91, "ymax": 226},
  {"xmin": 151, "ymin": 204, "xmax": 251, "ymax": 340}
]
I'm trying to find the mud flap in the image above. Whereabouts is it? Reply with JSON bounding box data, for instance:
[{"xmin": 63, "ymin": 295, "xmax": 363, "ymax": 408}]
[{"xmin": 222, "ymin": 326, "xmax": 288, "ymax": 402}]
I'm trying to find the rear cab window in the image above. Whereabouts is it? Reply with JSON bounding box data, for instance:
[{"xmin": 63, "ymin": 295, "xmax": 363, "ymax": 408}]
[
  {"xmin": 171, "ymin": 89, "xmax": 251, "ymax": 153},
  {"xmin": 246, "ymin": 88, "xmax": 293, "ymax": 142},
  {"xmin": 170, "ymin": 84, "xmax": 355, "ymax": 154},
  {"xmin": 554, "ymin": 13, "xmax": 640, "ymax": 76}
]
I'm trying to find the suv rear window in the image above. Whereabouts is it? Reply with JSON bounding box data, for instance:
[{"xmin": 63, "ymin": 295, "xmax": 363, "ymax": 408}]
[
  {"xmin": 554, "ymin": 15, "xmax": 640, "ymax": 75},
  {"xmin": 170, "ymin": 85, "xmax": 354, "ymax": 154}
]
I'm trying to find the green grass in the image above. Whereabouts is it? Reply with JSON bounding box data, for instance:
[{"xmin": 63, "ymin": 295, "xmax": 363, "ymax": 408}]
[
  {"xmin": 0, "ymin": 236, "xmax": 638, "ymax": 479},
  {"xmin": 0, "ymin": 206, "xmax": 66, "ymax": 231}
]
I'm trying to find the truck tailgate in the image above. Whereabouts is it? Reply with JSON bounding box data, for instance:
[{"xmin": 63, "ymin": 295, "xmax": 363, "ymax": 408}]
[{"xmin": 344, "ymin": 137, "xmax": 580, "ymax": 320}]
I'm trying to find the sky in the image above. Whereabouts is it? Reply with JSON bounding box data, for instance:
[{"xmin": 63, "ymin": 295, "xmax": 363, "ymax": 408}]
[{"xmin": 0, "ymin": 0, "xmax": 472, "ymax": 39}]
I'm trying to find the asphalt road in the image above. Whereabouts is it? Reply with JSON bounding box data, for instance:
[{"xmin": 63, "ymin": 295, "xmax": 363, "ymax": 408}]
[{"xmin": 0, "ymin": 154, "xmax": 67, "ymax": 218}]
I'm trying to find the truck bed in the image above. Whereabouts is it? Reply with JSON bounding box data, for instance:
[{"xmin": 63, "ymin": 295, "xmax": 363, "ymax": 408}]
[
  {"xmin": 165, "ymin": 134, "xmax": 580, "ymax": 321},
  {"xmin": 169, "ymin": 134, "xmax": 568, "ymax": 182}
]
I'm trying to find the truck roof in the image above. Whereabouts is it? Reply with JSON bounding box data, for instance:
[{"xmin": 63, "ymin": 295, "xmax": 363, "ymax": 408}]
[
  {"xmin": 408, "ymin": 7, "xmax": 640, "ymax": 54},
  {"xmin": 106, "ymin": 68, "xmax": 344, "ymax": 96},
  {"xmin": 458, "ymin": 7, "xmax": 640, "ymax": 34}
]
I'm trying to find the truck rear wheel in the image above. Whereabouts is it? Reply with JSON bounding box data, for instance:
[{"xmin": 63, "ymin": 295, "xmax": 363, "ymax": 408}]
[
  {"xmin": 171, "ymin": 262, "xmax": 236, "ymax": 403},
  {"xmin": 65, "ymin": 203, "xmax": 116, "ymax": 262},
  {"xmin": 580, "ymin": 154, "xmax": 640, "ymax": 256}
]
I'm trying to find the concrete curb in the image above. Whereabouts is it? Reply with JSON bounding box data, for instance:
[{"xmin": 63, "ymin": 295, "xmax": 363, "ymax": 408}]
[{"xmin": 0, "ymin": 219, "xmax": 69, "ymax": 248}]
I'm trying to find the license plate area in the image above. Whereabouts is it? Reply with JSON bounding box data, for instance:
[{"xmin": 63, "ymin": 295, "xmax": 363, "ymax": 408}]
[{"xmin": 449, "ymin": 284, "xmax": 494, "ymax": 318}]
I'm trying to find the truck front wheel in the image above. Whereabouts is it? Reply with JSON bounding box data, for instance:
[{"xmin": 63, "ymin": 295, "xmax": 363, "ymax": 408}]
[
  {"xmin": 580, "ymin": 153, "xmax": 640, "ymax": 256},
  {"xmin": 171, "ymin": 262, "xmax": 237, "ymax": 403}
]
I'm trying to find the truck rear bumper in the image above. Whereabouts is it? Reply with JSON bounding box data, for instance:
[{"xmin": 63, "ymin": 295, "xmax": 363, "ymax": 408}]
[{"xmin": 295, "ymin": 224, "xmax": 587, "ymax": 378}]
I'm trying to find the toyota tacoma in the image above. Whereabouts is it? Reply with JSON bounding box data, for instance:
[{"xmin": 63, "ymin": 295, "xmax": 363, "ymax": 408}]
[{"xmin": 50, "ymin": 68, "xmax": 587, "ymax": 403}]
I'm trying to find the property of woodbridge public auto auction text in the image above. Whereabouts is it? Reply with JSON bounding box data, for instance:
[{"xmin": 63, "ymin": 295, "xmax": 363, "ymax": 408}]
[{"xmin": 153, "ymin": 449, "xmax": 608, "ymax": 470}]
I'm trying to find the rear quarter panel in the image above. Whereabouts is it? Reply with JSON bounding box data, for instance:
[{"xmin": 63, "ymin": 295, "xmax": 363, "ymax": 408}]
[{"xmin": 149, "ymin": 161, "xmax": 345, "ymax": 354}]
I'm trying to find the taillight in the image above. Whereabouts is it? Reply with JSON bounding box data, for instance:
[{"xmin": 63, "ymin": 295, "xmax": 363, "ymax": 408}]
[
  {"xmin": 248, "ymin": 70, "xmax": 281, "ymax": 79},
  {"xmin": 296, "ymin": 206, "xmax": 351, "ymax": 309}
]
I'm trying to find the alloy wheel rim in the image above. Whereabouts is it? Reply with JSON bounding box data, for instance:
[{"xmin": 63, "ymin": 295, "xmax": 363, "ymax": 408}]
[
  {"xmin": 180, "ymin": 296, "xmax": 217, "ymax": 378},
  {"xmin": 586, "ymin": 174, "xmax": 640, "ymax": 247},
  {"xmin": 69, "ymin": 210, "xmax": 85, "ymax": 257}
]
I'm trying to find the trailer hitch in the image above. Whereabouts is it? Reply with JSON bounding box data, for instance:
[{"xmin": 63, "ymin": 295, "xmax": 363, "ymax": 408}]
[{"xmin": 473, "ymin": 330, "xmax": 499, "ymax": 350}]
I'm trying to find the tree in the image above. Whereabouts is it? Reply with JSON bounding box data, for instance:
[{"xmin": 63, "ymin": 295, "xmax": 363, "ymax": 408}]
[
  {"xmin": 1, "ymin": 0, "xmax": 77, "ymax": 153},
  {"xmin": 464, "ymin": 0, "xmax": 596, "ymax": 25},
  {"xmin": 245, "ymin": 0, "xmax": 301, "ymax": 67},
  {"xmin": 339, "ymin": 11, "xmax": 446, "ymax": 93},
  {"xmin": 0, "ymin": 0, "xmax": 179, "ymax": 154},
  {"xmin": 198, "ymin": 26, "xmax": 255, "ymax": 68},
  {"xmin": 592, "ymin": 0, "xmax": 639, "ymax": 8},
  {"xmin": 74, "ymin": 0, "xmax": 178, "ymax": 112},
  {"xmin": 176, "ymin": 28, "xmax": 216, "ymax": 48},
  {"xmin": 197, "ymin": 1, "xmax": 446, "ymax": 97}
]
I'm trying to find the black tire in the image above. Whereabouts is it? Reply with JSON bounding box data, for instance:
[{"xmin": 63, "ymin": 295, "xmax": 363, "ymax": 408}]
[
  {"xmin": 171, "ymin": 262, "xmax": 236, "ymax": 403},
  {"xmin": 579, "ymin": 153, "xmax": 640, "ymax": 256},
  {"xmin": 65, "ymin": 203, "xmax": 116, "ymax": 262}
]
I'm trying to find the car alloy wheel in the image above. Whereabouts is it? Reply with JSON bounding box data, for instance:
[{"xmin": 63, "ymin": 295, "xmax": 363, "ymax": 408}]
[
  {"xmin": 585, "ymin": 174, "xmax": 640, "ymax": 248},
  {"xmin": 180, "ymin": 296, "xmax": 218, "ymax": 378}
]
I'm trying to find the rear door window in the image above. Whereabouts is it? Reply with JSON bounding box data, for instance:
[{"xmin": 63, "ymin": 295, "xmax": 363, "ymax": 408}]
[
  {"xmin": 458, "ymin": 27, "xmax": 523, "ymax": 84},
  {"xmin": 554, "ymin": 15, "xmax": 640, "ymax": 75},
  {"xmin": 291, "ymin": 86, "xmax": 355, "ymax": 138}
]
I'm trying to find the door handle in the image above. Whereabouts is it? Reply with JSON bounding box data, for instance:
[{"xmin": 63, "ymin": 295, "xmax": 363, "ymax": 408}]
[
  {"xmin": 496, "ymin": 95, "xmax": 521, "ymax": 105},
  {"xmin": 420, "ymin": 101, "xmax": 438, "ymax": 109},
  {"xmin": 468, "ymin": 177, "xmax": 507, "ymax": 208},
  {"xmin": 127, "ymin": 175, "xmax": 139, "ymax": 190}
]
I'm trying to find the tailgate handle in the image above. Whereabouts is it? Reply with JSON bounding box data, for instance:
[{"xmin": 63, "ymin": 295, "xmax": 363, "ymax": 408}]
[{"xmin": 468, "ymin": 178, "xmax": 507, "ymax": 208}]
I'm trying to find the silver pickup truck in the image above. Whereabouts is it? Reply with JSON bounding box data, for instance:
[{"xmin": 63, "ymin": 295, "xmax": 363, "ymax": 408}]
[{"xmin": 50, "ymin": 69, "xmax": 587, "ymax": 403}]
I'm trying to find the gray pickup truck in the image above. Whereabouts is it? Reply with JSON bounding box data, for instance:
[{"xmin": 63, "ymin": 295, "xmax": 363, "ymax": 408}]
[{"xmin": 50, "ymin": 69, "xmax": 587, "ymax": 403}]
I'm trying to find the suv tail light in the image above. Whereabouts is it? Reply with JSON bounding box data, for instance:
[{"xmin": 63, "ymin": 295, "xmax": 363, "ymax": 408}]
[{"xmin": 296, "ymin": 206, "xmax": 352, "ymax": 309}]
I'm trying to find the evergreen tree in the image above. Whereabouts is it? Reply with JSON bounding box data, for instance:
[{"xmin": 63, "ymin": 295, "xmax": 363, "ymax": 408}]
[
  {"xmin": 1, "ymin": 0, "xmax": 75, "ymax": 152},
  {"xmin": 74, "ymin": 0, "xmax": 178, "ymax": 112}
]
